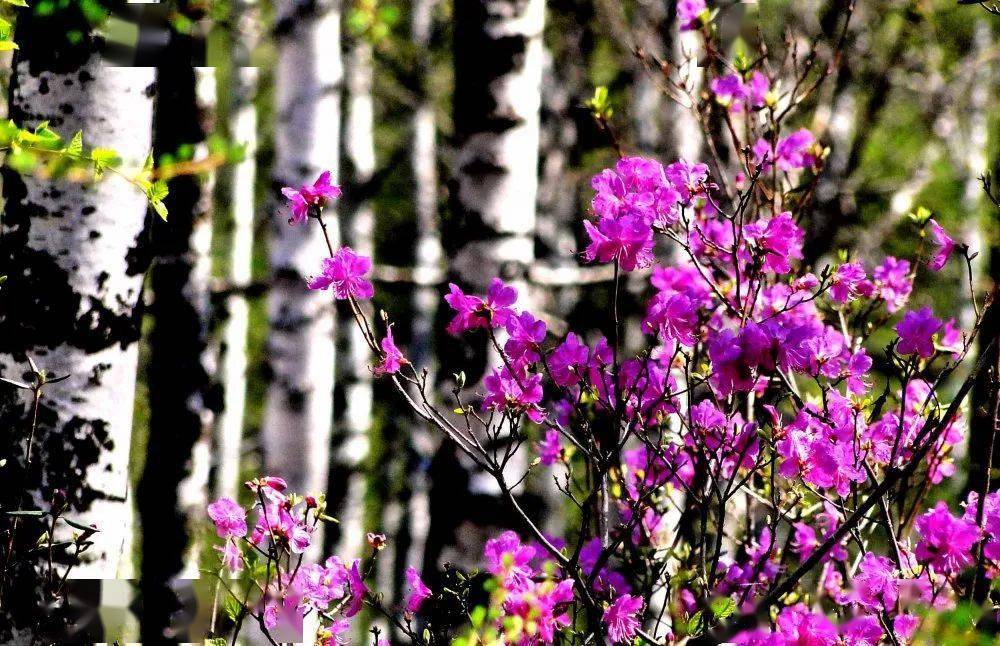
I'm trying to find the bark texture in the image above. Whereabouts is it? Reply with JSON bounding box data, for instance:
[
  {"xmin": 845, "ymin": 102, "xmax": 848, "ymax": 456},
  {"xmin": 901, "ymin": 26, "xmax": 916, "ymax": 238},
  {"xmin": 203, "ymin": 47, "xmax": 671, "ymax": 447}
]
[
  {"xmin": 0, "ymin": 8, "xmax": 154, "ymax": 592},
  {"xmin": 138, "ymin": 49, "xmax": 217, "ymax": 639},
  {"xmin": 265, "ymin": 0, "xmax": 342, "ymax": 544}
]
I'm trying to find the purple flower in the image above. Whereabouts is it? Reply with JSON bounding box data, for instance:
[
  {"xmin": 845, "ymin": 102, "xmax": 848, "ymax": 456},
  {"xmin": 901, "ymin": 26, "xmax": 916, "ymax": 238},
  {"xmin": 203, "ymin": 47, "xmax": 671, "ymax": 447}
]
[
  {"xmin": 711, "ymin": 71, "xmax": 770, "ymax": 113},
  {"xmin": 895, "ymin": 306, "xmax": 942, "ymax": 358},
  {"xmin": 583, "ymin": 214, "xmax": 655, "ymax": 272},
  {"xmin": 307, "ymin": 246, "xmax": 375, "ymax": 300},
  {"xmin": 299, "ymin": 556, "xmax": 350, "ymax": 610},
  {"xmin": 281, "ymin": 170, "xmax": 342, "ymax": 224},
  {"xmin": 643, "ymin": 291, "xmax": 698, "ymax": 347},
  {"xmin": 853, "ymin": 553, "xmax": 898, "ymax": 610},
  {"xmin": 537, "ymin": 429, "xmax": 563, "ymax": 466},
  {"xmin": 374, "ymin": 326, "xmax": 407, "ymax": 376},
  {"xmin": 444, "ymin": 278, "xmax": 518, "ymax": 335},
  {"xmin": 263, "ymin": 603, "xmax": 279, "ymax": 630},
  {"xmin": 603, "ymin": 594, "xmax": 643, "ymax": 643},
  {"xmin": 915, "ymin": 501, "xmax": 980, "ymax": 574},
  {"xmin": 215, "ymin": 540, "xmax": 244, "ymax": 573},
  {"xmin": 753, "ymin": 129, "xmax": 817, "ymax": 172},
  {"xmin": 829, "ymin": 262, "xmax": 867, "ymax": 304},
  {"xmin": 872, "ymin": 256, "xmax": 912, "ymax": 312},
  {"xmin": 482, "ymin": 367, "xmax": 546, "ymax": 423},
  {"xmin": 404, "ymin": 566, "xmax": 431, "ymax": 613},
  {"xmin": 484, "ymin": 531, "xmax": 536, "ymax": 591},
  {"xmin": 774, "ymin": 603, "xmax": 837, "ymax": 645},
  {"xmin": 678, "ymin": 0, "xmax": 707, "ymax": 31},
  {"xmin": 345, "ymin": 559, "xmax": 368, "ymax": 617},
  {"xmin": 549, "ymin": 332, "xmax": 590, "ymax": 387},
  {"xmin": 207, "ymin": 497, "xmax": 247, "ymax": 539},
  {"xmin": 745, "ymin": 212, "xmax": 804, "ymax": 274},
  {"xmin": 505, "ymin": 310, "xmax": 547, "ymax": 366},
  {"xmin": 928, "ymin": 219, "xmax": 955, "ymax": 271}
]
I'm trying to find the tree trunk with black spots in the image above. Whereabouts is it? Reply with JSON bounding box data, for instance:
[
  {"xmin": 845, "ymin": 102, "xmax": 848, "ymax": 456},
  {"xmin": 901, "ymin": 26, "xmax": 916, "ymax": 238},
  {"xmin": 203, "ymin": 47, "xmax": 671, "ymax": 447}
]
[
  {"xmin": 428, "ymin": 0, "xmax": 545, "ymax": 576},
  {"xmin": 0, "ymin": 6, "xmax": 154, "ymax": 633},
  {"xmin": 215, "ymin": 0, "xmax": 261, "ymax": 500},
  {"xmin": 137, "ymin": 35, "xmax": 217, "ymax": 638},
  {"xmin": 401, "ymin": 0, "xmax": 443, "ymax": 593},
  {"xmin": 264, "ymin": 0, "xmax": 342, "ymax": 556}
]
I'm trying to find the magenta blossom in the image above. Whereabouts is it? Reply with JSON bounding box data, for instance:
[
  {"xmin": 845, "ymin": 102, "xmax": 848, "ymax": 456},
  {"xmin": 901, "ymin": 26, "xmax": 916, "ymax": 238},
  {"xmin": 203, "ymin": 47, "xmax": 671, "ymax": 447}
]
[
  {"xmin": 753, "ymin": 129, "xmax": 817, "ymax": 172},
  {"xmin": 482, "ymin": 366, "xmax": 546, "ymax": 423},
  {"xmin": 915, "ymin": 501, "xmax": 980, "ymax": 574},
  {"xmin": 744, "ymin": 212, "xmax": 804, "ymax": 274},
  {"xmin": 678, "ymin": 0, "xmax": 706, "ymax": 30},
  {"xmin": 344, "ymin": 559, "xmax": 367, "ymax": 617},
  {"xmin": 207, "ymin": 497, "xmax": 247, "ymax": 539},
  {"xmin": 927, "ymin": 219, "xmax": 955, "ymax": 271},
  {"xmin": 853, "ymin": 553, "xmax": 898, "ymax": 611},
  {"xmin": 404, "ymin": 566, "xmax": 431, "ymax": 613},
  {"xmin": 603, "ymin": 594, "xmax": 643, "ymax": 643},
  {"xmin": 872, "ymin": 256, "xmax": 913, "ymax": 313},
  {"xmin": 549, "ymin": 332, "xmax": 590, "ymax": 387},
  {"xmin": 374, "ymin": 326, "xmax": 407, "ymax": 376},
  {"xmin": 505, "ymin": 310, "xmax": 547, "ymax": 366},
  {"xmin": 444, "ymin": 278, "xmax": 518, "ymax": 335},
  {"xmin": 281, "ymin": 170, "xmax": 342, "ymax": 224},
  {"xmin": 215, "ymin": 540, "xmax": 244, "ymax": 573},
  {"xmin": 711, "ymin": 71, "xmax": 769, "ymax": 113},
  {"xmin": 307, "ymin": 246, "xmax": 375, "ymax": 300},
  {"xmin": 583, "ymin": 214, "xmax": 655, "ymax": 272},
  {"xmin": 895, "ymin": 306, "xmax": 942, "ymax": 358},
  {"xmin": 484, "ymin": 531, "xmax": 536, "ymax": 592},
  {"xmin": 829, "ymin": 262, "xmax": 867, "ymax": 304},
  {"xmin": 537, "ymin": 429, "xmax": 563, "ymax": 466}
]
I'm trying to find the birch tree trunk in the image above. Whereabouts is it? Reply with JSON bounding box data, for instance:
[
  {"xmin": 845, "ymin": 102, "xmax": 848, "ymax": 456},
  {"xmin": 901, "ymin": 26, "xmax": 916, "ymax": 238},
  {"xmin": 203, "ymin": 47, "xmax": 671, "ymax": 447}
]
[
  {"xmin": 215, "ymin": 0, "xmax": 261, "ymax": 500},
  {"xmin": 403, "ymin": 0, "xmax": 442, "ymax": 587},
  {"xmin": 331, "ymin": 34, "xmax": 375, "ymax": 562},
  {"xmin": 0, "ymin": 11, "xmax": 154, "ymax": 584},
  {"xmin": 429, "ymin": 0, "xmax": 545, "ymax": 575},
  {"xmin": 138, "ymin": 55, "xmax": 218, "ymax": 640},
  {"xmin": 265, "ymin": 0, "xmax": 342, "ymax": 547}
]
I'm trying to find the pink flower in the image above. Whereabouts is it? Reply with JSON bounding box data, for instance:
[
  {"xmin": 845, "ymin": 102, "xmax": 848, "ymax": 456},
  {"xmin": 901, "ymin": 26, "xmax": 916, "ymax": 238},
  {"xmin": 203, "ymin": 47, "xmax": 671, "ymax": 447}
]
[
  {"xmin": 484, "ymin": 531, "xmax": 536, "ymax": 591},
  {"xmin": 829, "ymin": 262, "xmax": 867, "ymax": 304},
  {"xmin": 643, "ymin": 291, "xmax": 698, "ymax": 347},
  {"xmin": 505, "ymin": 310, "xmax": 547, "ymax": 366},
  {"xmin": 915, "ymin": 501, "xmax": 980, "ymax": 574},
  {"xmin": 252, "ymin": 502, "xmax": 313, "ymax": 554},
  {"xmin": 678, "ymin": 0, "xmax": 706, "ymax": 30},
  {"xmin": 927, "ymin": 219, "xmax": 955, "ymax": 271},
  {"xmin": 207, "ymin": 497, "xmax": 247, "ymax": 539},
  {"xmin": 745, "ymin": 212, "xmax": 804, "ymax": 274},
  {"xmin": 444, "ymin": 278, "xmax": 518, "ymax": 335},
  {"xmin": 711, "ymin": 71, "xmax": 769, "ymax": 113},
  {"xmin": 307, "ymin": 246, "xmax": 375, "ymax": 300},
  {"xmin": 262, "ymin": 603, "xmax": 279, "ymax": 630},
  {"xmin": 374, "ymin": 326, "xmax": 407, "ymax": 376},
  {"xmin": 537, "ymin": 429, "xmax": 563, "ymax": 466},
  {"xmin": 603, "ymin": 594, "xmax": 643, "ymax": 643},
  {"xmin": 299, "ymin": 557, "xmax": 350, "ymax": 610},
  {"xmin": 404, "ymin": 566, "xmax": 431, "ymax": 613},
  {"xmin": 215, "ymin": 539, "xmax": 244, "ymax": 573},
  {"xmin": 753, "ymin": 129, "xmax": 817, "ymax": 172},
  {"xmin": 549, "ymin": 332, "xmax": 590, "ymax": 387},
  {"xmin": 853, "ymin": 553, "xmax": 898, "ymax": 610},
  {"xmin": 774, "ymin": 603, "xmax": 837, "ymax": 645},
  {"xmin": 482, "ymin": 367, "xmax": 546, "ymax": 423},
  {"xmin": 938, "ymin": 318, "xmax": 963, "ymax": 357},
  {"xmin": 895, "ymin": 306, "xmax": 942, "ymax": 358},
  {"xmin": 345, "ymin": 559, "xmax": 367, "ymax": 617},
  {"xmin": 583, "ymin": 214, "xmax": 655, "ymax": 272},
  {"xmin": 872, "ymin": 256, "xmax": 912, "ymax": 312},
  {"xmin": 281, "ymin": 170, "xmax": 341, "ymax": 224}
]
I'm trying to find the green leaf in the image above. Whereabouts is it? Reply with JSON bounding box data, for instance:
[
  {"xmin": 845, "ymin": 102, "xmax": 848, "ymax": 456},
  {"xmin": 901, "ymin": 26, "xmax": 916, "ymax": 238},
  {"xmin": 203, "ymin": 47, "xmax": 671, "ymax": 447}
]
[
  {"xmin": 685, "ymin": 610, "xmax": 704, "ymax": 636},
  {"xmin": 4, "ymin": 509, "xmax": 46, "ymax": 517},
  {"xmin": 222, "ymin": 595, "xmax": 243, "ymax": 622},
  {"xmin": 0, "ymin": 40, "xmax": 18, "ymax": 51},
  {"xmin": 2, "ymin": 0, "xmax": 29, "ymax": 8},
  {"xmin": 204, "ymin": 638, "xmax": 227, "ymax": 646},
  {"xmin": 151, "ymin": 199, "xmax": 168, "ymax": 221},
  {"xmin": 709, "ymin": 596, "xmax": 736, "ymax": 621},
  {"xmin": 149, "ymin": 179, "xmax": 169, "ymax": 202},
  {"xmin": 61, "ymin": 517, "xmax": 98, "ymax": 534},
  {"xmin": 65, "ymin": 131, "xmax": 83, "ymax": 158}
]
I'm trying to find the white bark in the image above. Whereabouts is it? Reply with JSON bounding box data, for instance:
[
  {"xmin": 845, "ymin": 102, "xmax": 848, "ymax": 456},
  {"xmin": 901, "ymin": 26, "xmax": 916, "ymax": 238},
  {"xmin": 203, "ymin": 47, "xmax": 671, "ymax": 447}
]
[
  {"xmin": 404, "ymin": 0, "xmax": 441, "ymax": 581},
  {"xmin": 216, "ymin": 66, "xmax": 258, "ymax": 500},
  {"xmin": 264, "ymin": 0, "xmax": 342, "ymax": 560},
  {"xmin": 215, "ymin": 0, "xmax": 261, "ymax": 500},
  {"xmin": 334, "ymin": 36, "xmax": 376, "ymax": 562},
  {"xmin": 0, "ymin": 60, "xmax": 155, "ymax": 578}
]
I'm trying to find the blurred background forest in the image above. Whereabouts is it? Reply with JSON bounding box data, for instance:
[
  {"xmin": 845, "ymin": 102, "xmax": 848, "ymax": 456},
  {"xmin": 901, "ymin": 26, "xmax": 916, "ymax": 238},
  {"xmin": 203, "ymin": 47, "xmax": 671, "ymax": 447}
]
[{"xmin": 0, "ymin": 0, "xmax": 999, "ymax": 642}]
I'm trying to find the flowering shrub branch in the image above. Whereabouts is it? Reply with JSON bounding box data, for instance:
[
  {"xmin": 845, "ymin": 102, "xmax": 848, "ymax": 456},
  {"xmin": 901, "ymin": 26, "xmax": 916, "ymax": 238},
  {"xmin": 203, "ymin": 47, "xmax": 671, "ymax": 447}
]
[{"xmin": 204, "ymin": 6, "xmax": 999, "ymax": 645}]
